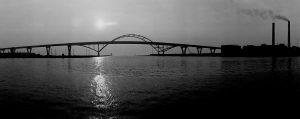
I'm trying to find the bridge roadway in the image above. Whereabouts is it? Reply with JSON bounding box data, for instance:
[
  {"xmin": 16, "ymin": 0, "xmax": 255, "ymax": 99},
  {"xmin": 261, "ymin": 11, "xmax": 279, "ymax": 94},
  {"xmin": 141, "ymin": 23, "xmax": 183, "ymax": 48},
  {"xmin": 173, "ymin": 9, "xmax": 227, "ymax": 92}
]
[{"xmin": 0, "ymin": 34, "xmax": 221, "ymax": 56}]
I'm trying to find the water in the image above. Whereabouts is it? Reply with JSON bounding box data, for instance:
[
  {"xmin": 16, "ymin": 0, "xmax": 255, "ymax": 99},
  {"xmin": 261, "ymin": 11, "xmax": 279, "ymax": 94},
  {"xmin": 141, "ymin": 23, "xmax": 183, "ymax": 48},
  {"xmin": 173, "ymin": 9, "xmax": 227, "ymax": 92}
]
[{"xmin": 1, "ymin": 56, "xmax": 300, "ymax": 118}]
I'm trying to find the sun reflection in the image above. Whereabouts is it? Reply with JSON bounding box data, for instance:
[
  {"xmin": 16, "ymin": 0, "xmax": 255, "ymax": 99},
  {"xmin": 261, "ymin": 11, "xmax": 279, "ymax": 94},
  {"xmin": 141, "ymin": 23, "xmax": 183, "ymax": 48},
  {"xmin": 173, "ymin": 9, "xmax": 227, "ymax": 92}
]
[{"xmin": 90, "ymin": 58, "xmax": 114, "ymax": 109}]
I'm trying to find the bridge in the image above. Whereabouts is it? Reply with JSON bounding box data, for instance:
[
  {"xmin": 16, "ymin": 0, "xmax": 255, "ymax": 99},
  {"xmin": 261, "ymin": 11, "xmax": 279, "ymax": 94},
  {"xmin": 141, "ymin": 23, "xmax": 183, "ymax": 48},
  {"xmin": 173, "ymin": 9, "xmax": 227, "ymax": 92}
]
[{"xmin": 0, "ymin": 34, "xmax": 220, "ymax": 56}]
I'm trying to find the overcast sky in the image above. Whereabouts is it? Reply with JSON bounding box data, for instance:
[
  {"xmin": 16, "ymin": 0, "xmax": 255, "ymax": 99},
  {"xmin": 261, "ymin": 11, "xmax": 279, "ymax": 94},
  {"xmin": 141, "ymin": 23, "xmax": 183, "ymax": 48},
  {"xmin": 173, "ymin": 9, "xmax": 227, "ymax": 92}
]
[{"xmin": 0, "ymin": 0, "xmax": 299, "ymax": 55}]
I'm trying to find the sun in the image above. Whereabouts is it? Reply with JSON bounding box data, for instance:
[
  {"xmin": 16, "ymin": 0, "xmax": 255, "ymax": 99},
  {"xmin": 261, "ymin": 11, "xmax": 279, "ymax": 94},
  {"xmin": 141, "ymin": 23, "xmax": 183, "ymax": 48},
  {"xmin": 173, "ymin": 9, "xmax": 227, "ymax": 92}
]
[{"xmin": 94, "ymin": 19, "xmax": 118, "ymax": 30}]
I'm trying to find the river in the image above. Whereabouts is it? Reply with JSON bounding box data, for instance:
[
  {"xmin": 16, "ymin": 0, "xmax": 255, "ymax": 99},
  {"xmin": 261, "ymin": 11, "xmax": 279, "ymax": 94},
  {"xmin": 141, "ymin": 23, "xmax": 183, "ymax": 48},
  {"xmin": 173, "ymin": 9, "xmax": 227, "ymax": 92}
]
[{"xmin": 0, "ymin": 56, "xmax": 300, "ymax": 118}]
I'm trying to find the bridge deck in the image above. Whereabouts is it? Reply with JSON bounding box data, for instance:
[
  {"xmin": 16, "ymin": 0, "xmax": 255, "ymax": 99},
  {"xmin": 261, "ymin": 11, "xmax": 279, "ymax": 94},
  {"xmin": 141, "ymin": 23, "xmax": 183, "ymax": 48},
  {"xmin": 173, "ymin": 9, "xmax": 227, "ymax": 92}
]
[{"xmin": 0, "ymin": 41, "xmax": 220, "ymax": 50}]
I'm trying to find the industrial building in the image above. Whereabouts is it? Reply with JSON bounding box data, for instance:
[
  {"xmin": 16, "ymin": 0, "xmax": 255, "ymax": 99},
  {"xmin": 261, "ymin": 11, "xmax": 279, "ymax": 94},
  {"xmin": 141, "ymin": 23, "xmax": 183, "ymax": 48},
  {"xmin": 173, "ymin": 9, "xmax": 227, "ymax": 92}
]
[{"xmin": 221, "ymin": 22, "xmax": 300, "ymax": 57}]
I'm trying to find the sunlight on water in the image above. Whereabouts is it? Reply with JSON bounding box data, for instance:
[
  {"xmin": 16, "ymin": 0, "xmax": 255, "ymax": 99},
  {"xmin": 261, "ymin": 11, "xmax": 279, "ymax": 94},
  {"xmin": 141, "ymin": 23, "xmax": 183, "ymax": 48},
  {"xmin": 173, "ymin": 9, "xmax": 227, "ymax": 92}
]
[
  {"xmin": 1, "ymin": 57, "xmax": 300, "ymax": 118},
  {"xmin": 90, "ymin": 58, "xmax": 114, "ymax": 109}
]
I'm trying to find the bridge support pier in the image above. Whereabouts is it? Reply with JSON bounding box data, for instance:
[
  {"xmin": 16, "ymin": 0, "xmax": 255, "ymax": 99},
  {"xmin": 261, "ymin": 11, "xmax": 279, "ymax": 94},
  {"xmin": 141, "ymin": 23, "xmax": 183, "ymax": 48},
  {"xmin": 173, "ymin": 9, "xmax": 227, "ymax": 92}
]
[
  {"xmin": 97, "ymin": 51, "xmax": 100, "ymax": 56},
  {"xmin": 67, "ymin": 45, "xmax": 72, "ymax": 56},
  {"xmin": 27, "ymin": 48, "xmax": 32, "ymax": 54},
  {"xmin": 181, "ymin": 46, "xmax": 187, "ymax": 55},
  {"xmin": 46, "ymin": 46, "xmax": 51, "ymax": 56},
  {"xmin": 97, "ymin": 44, "xmax": 100, "ymax": 56},
  {"xmin": 210, "ymin": 48, "xmax": 216, "ymax": 54},
  {"xmin": 156, "ymin": 45, "xmax": 165, "ymax": 55},
  {"xmin": 10, "ymin": 48, "xmax": 16, "ymax": 54},
  {"xmin": 160, "ymin": 45, "xmax": 165, "ymax": 55},
  {"xmin": 197, "ymin": 48, "xmax": 202, "ymax": 55},
  {"xmin": 156, "ymin": 45, "xmax": 161, "ymax": 55}
]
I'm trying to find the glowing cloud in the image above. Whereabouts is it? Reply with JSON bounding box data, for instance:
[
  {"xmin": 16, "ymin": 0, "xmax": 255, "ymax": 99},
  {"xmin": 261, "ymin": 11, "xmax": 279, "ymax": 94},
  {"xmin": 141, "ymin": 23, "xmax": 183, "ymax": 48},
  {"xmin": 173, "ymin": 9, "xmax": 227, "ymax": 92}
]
[{"xmin": 94, "ymin": 19, "xmax": 118, "ymax": 30}]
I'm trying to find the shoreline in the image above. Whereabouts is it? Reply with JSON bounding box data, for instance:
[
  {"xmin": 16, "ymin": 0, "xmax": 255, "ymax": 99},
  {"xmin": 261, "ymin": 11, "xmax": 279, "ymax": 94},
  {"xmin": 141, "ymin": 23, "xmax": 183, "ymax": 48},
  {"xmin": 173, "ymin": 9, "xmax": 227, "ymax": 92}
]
[
  {"xmin": 0, "ymin": 55, "xmax": 111, "ymax": 58},
  {"xmin": 1, "ymin": 54, "xmax": 300, "ymax": 58}
]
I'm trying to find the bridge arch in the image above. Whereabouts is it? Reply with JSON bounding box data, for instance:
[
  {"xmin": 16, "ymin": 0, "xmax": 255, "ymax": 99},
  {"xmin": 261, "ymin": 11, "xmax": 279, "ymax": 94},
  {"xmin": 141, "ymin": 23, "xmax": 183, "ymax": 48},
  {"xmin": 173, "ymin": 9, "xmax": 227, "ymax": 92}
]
[
  {"xmin": 111, "ymin": 34, "xmax": 154, "ymax": 42},
  {"xmin": 98, "ymin": 34, "xmax": 159, "ymax": 53}
]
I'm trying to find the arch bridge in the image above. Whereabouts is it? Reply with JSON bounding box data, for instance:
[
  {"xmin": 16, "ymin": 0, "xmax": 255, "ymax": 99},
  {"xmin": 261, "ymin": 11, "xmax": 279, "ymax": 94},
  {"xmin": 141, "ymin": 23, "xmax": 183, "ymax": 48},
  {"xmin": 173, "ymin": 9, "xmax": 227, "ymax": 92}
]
[{"xmin": 0, "ymin": 34, "xmax": 220, "ymax": 56}]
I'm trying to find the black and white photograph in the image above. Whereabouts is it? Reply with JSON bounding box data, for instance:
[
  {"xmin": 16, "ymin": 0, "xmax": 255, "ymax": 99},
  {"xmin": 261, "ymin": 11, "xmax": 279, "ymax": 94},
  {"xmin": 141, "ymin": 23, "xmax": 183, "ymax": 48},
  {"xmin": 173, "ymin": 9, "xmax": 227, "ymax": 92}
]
[{"xmin": 0, "ymin": 0, "xmax": 300, "ymax": 118}]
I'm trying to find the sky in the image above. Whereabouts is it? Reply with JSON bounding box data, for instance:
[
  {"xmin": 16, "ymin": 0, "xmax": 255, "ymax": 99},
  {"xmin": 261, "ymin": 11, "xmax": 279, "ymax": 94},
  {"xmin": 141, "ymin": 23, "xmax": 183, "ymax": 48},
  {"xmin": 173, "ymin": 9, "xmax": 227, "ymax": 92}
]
[{"xmin": 0, "ymin": 0, "xmax": 299, "ymax": 55}]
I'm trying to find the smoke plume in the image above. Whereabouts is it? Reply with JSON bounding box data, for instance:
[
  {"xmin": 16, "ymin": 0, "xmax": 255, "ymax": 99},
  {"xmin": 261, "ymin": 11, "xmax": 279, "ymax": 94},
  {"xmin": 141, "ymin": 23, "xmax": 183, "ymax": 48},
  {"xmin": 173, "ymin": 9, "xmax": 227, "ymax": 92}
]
[
  {"xmin": 230, "ymin": 0, "xmax": 289, "ymax": 22},
  {"xmin": 239, "ymin": 8, "xmax": 274, "ymax": 20},
  {"xmin": 274, "ymin": 15, "xmax": 290, "ymax": 22},
  {"xmin": 239, "ymin": 8, "xmax": 289, "ymax": 22}
]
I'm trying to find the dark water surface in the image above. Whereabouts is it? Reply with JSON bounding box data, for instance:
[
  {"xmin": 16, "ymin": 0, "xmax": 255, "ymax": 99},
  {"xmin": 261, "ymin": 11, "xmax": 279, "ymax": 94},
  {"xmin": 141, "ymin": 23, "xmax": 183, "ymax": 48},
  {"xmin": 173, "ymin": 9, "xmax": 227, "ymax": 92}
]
[{"xmin": 1, "ymin": 56, "xmax": 300, "ymax": 118}]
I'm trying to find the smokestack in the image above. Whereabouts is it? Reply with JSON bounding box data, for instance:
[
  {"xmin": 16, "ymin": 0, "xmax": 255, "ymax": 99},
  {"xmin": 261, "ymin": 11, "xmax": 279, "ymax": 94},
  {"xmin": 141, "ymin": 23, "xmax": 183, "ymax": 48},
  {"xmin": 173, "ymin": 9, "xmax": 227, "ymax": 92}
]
[
  {"xmin": 288, "ymin": 21, "xmax": 291, "ymax": 48},
  {"xmin": 272, "ymin": 22, "xmax": 275, "ymax": 46}
]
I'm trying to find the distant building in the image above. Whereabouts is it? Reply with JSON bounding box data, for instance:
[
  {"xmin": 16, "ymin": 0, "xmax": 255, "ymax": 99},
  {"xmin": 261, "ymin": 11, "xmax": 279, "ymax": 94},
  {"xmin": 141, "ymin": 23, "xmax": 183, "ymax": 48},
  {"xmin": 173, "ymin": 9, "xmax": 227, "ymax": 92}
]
[
  {"xmin": 221, "ymin": 43, "xmax": 299, "ymax": 57},
  {"xmin": 243, "ymin": 45, "xmax": 261, "ymax": 56},
  {"xmin": 221, "ymin": 45, "xmax": 242, "ymax": 56}
]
